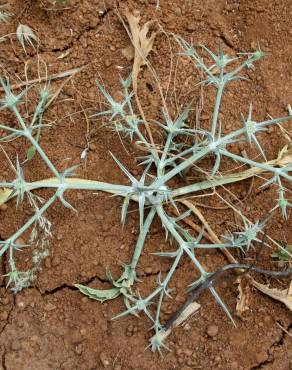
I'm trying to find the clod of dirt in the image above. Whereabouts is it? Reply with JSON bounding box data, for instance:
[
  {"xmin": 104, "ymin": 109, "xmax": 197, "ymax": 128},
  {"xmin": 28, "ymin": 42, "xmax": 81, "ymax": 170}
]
[
  {"xmin": 0, "ymin": 310, "xmax": 8, "ymax": 321},
  {"xmin": 15, "ymin": 296, "xmax": 27, "ymax": 309},
  {"xmin": 206, "ymin": 324, "xmax": 219, "ymax": 337},
  {"xmin": 0, "ymin": 297, "xmax": 10, "ymax": 305},
  {"xmin": 52, "ymin": 256, "xmax": 61, "ymax": 267},
  {"xmin": 126, "ymin": 324, "xmax": 137, "ymax": 336},
  {"xmin": 184, "ymin": 348, "xmax": 193, "ymax": 357},
  {"xmin": 255, "ymin": 350, "xmax": 268, "ymax": 364}
]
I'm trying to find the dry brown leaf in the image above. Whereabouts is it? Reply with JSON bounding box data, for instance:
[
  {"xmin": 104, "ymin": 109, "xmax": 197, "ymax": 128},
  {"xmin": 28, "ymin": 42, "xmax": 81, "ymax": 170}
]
[
  {"xmin": 123, "ymin": 9, "xmax": 157, "ymax": 92},
  {"xmin": 150, "ymin": 302, "xmax": 200, "ymax": 345},
  {"xmin": 0, "ymin": 188, "xmax": 12, "ymax": 206},
  {"xmin": 235, "ymin": 277, "xmax": 250, "ymax": 317},
  {"xmin": 121, "ymin": 9, "xmax": 157, "ymax": 149},
  {"xmin": 121, "ymin": 44, "xmax": 135, "ymax": 61},
  {"xmin": 252, "ymin": 280, "xmax": 292, "ymax": 311}
]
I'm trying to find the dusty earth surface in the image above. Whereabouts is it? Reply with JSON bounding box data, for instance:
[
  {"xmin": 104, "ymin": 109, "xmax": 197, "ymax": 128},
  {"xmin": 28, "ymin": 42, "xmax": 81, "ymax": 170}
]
[{"xmin": 0, "ymin": 0, "xmax": 292, "ymax": 369}]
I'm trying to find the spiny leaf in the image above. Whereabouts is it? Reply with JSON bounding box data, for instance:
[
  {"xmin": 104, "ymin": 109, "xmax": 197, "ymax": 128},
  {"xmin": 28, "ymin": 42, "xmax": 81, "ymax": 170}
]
[
  {"xmin": 272, "ymin": 245, "xmax": 292, "ymax": 262},
  {"xmin": 0, "ymin": 9, "xmax": 13, "ymax": 23},
  {"xmin": 74, "ymin": 284, "xmax": 121, "ymax": 302},
  {"xmin": 26, "ymin": 145, "xmax": 37, "ymax": 161}
]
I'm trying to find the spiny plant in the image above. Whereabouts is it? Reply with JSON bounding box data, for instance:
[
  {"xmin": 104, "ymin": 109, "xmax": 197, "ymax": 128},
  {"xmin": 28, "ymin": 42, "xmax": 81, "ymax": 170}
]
[
  {"xmin": 0, "ymin": 41, "xmax": 291, "ymax": 353},
  {"xmin": 0, "ymin": 5, "xmax": 13, "ymax": 23}
]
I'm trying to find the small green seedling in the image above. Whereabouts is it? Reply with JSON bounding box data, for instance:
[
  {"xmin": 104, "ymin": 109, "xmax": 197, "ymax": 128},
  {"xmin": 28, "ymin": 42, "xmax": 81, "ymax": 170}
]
[{"xmin": 272, "ymin": 244, "xmax": 292, "ymax": 262}]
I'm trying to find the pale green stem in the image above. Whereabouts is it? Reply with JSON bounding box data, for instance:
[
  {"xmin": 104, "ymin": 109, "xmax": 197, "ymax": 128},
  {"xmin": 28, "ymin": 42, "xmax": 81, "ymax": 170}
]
[
  {"xmin": 1, "ymin": 193, "xmax": 57, "ymax": 256},
  {"xmin": 220, "ymin": 149, "xmax": 292, "ymax": 182},
  {"xmin": 155, "ymin": 291, "xmax": 164, "ymax": 330},
  {"xmin": 12, "ymin": 106, "xmax": 61, "ymax": 179},
  {"xmin": 129, "ymin": 206, "xmax": 156, "ymax": 272},
  {"xmin": 153, "ymin": 114, "xmax": 292, "ymax": 189},
  {"xmin": 156, "ymin": 206, "xmax": 207, "ymax": 276},
  {"xmin": 158, "ymin": 133, "xmax": 173, "ymax": 177},
  {"xmin": 143, "ymin": 248, "xmax": 183, "ymax": 304},
  {"xmin": 211, "ymin": 83, "xmax": 225, "ymax": 138},
  {"xmin": 154, "ymin": 146, "xmax": 212, "ymax": 188}
]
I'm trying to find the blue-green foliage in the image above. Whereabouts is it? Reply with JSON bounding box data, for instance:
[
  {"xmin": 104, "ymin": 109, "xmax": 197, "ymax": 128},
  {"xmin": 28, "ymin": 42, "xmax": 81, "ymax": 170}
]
[{"xmin": 0, "ymin": 41, "xmax": 291, "ymax": 352}]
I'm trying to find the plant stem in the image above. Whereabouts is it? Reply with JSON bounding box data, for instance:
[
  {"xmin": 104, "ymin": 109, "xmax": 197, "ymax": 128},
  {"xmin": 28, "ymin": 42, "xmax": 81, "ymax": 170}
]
[
  {"xmin": 158, "ymin": 133, "xmax": 173, "ymax": 176},
  {"xmin": 156, "ymin": 206, "xmax": 207, "ymax": 276},
  {"xmin": 12, "ymin": 106, "xmax": 61, "ymax": 179},
  {"xmin": 221, "ymin": 149, "xmax": 292, "ymax": 181},
  {"xmin": 154, "ymin": 146, "xmax": 212, "ymax": 188},
  {"xmin": 144, "ymin": 248, "xmax": 183, "ymax": 304},
  {"xmin": 1, "ymin": 193, "xmax": 57, "ymax": 256},
  {"xmin": 211, "ymin": 83, "xmax": 224, "ymax": 138},
  {"xmin": 129, "ymin": 206, "xmax": 156, "ymax": 272}
]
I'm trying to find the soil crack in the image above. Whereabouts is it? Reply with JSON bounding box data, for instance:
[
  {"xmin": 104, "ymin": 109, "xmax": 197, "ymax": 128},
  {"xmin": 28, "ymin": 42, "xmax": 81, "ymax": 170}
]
[
  {"xmin": 250, "ymin": 321, "xmax": 292, "ymax": 369},
  {"xmin": 33, "ymin": 266, "xmax": 171, "ymax": 296},
  {"xmin": 44, "ymin": 5, "xmax": 113, "ymax": 53},
  {"xmin": 0, "ymin": 295, "xmax": 16, "ymax": 338},
  {"xmin": 1, "ymin": 349, "xmax": 7, "ymax": 370},
  {"xmin": 36, "ymin": 274, "xmax": 108, "ymax": 295}
]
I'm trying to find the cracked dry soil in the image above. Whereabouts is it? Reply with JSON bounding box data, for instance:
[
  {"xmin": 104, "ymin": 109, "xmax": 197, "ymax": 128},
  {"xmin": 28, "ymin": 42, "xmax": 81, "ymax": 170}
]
[{"xmin": 0, "ymin": 0, "xmax": 292, "ymax": 369}]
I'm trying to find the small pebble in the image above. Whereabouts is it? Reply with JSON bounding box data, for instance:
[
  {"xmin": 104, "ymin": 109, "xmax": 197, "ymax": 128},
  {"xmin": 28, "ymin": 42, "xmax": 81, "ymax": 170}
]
[
  {"xmin": 255, "ymin": 350, "xmax": 268, "ymax": 364},
  {"xmin": 75, "ymin": 344, "xmax": 83, "ymax": 355},
  {"xmin": 173, "ymin": 7, "xmax": 181, "ymax": 16},
  {"xmin": 126, "ymin": 324, "xmax": 137, "ymax": 336},
  {"xmin": 206, "ymin": 324, "xmax": 219, "ymax": 337},
  {"xmin": 15, "ymin": 296, "xmax": 26, "ymax": 309},
  {"xmin": 44, "ymin": 258, "xmax": 52, "ymax": 269},
  {"xmin": 100, "ymin": 352, "xmax": 110, "ymax": 367},
  {"xmin": 77, "ymin": 193, "xmax": 84, "ymax": 200},
  {"xmin": 0, "ymin": 311, "xmax": 9, "ymax": 320},
  {"xmin": 52, "ymin": 256, "xmax": 61, "ymax": 267},
  {"xmin": 144, "ymin": 267, "xmax": 152, "ymax": 274},
  {"xmin": 184, "ymin": 348, "xmax": 192, "ymax": 356},
  {"xmin": 184, "ymin": 323, "xmax": 191, "ymax": 331},
  {"xmin": 215, "ymin": 356, "xmax": 221, "ymax": 363},
  {"xmin": 0, "ymin": 297, "xmax": 10, "ymax": 305},
  {"xmin": 186, "ymin": 22, "xmax": 196, "ymax": 31},
  {"xmin": 15, "ymin": 237, "xmax": 25, "ymax": 245}
]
